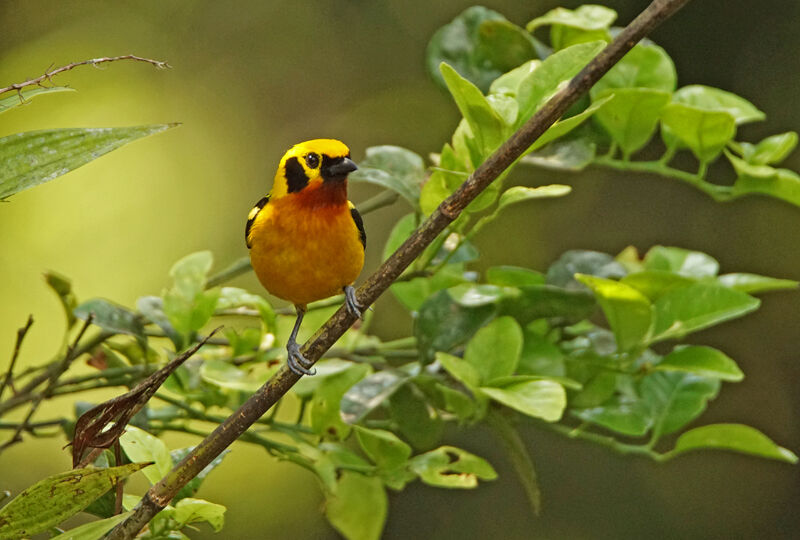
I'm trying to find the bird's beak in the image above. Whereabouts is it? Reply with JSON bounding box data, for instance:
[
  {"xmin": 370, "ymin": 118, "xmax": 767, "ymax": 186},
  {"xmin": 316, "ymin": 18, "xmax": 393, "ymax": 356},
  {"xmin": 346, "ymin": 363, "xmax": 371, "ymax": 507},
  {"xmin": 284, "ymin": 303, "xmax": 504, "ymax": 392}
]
[{"xmin": 322, "ymin": 156, "xmax": 358, "ymax": 182}]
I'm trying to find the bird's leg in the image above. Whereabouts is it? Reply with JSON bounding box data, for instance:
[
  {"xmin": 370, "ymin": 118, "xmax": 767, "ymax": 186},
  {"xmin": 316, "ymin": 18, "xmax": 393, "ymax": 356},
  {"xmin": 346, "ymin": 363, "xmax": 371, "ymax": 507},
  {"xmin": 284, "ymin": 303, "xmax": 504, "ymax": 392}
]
[
  {"xmin": 286, "ymin": 304, "xmax": 315, "ymax": 376},
  {"xmin": 343, "ymin": 285, "xmax": 362, "ymax": 319}
]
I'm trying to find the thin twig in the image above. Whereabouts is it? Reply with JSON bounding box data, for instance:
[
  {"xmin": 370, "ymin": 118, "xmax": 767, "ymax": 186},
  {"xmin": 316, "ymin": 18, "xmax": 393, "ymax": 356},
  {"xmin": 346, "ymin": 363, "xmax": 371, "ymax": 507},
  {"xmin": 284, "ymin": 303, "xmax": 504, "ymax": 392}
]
[
  {"xmin": 108, "ymin": 2, "xmax": 693, "ymax": 537},
  {"xmin": 0, "ymin": 315, "xmax": 33, "ymax": 401},
  {"xmin": 0, "ymin": 315, "xmax": 93, "ymax": 453},
  {"xmin": 0, "ymin": 331, "xmax": 114, "ymax": 416},
  {"xmin": 0, "ymin": 55, "xmax": 170, "ymax": 97}
]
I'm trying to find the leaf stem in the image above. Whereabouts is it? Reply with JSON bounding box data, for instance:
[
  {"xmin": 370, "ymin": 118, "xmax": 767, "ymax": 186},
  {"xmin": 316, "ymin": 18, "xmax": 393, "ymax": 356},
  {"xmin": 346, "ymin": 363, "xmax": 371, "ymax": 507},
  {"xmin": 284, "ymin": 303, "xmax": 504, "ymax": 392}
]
[{"xmin": 593, "ymin": 155, "xmax": 732, "ymax": 201}]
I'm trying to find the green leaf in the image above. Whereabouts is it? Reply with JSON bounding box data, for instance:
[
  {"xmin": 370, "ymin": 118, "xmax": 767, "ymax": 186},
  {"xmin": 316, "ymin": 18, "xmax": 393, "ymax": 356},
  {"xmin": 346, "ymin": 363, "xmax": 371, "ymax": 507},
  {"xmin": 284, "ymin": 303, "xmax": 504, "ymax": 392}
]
[
  {"xmin": 44, "ymin": 271, "xmax": 78, "ymax": 328},
  {"xmin": 518, "ymin": 329, "xmax": 565, "ymax": 377},
  {"xmin": 486, "ymin": 266, "xmax": 545, "ymax": 287},
  {"xmin": 738, "ymin": 131, "xmax": 798, "ymax": 165},
  {"xmin": 672, "ymin": 85, "xmax": 765, "ymax": 125},
  {"xmin": 354, "ymin": 426, "xmax": 412, "ymax": 468},
  {"xmin": 591, "ymin": 42, "xmax": 676, "ymax": 97},
  {"xmin": 389, "ymin": 384, "xmax": 443, "ymax": 450},
  {"xmin": 74, "ymin": 299, "xmax": 146, "ymax": 348},
  {"xmin": 574, "ymin": 396, "xmax": 653, "ymax": 436},
  {"xmin": 593, "ymin": 88, "xmax": 670, "ymax": 156},
  {"xmin": 440, "ymin": 62, "xmax": 505, "ymax": 157},
  {"xmin": 414, "ymin": 289, "xmax": 496, "ymax": 362},
  {"xmin": 119, "ymin": 426, "xmax": 173, "ymax": 485},
  {"xmin": 163, "ymin": 251, "xmax": 220, "ymax": 337},
  {"xmin": 409, "ymin": 446, "xmax": 497, "ymax": 488},
  {"xmin": 670, "ymin": 424, "xmax": 798, "ymax": 463},
  {"xmin": 437, "ymin": 352, "xmax": 482, "ymax": 391},
  {"xmin": 325, "ymin": 472, "xmax": 387, "ymax": 540},
  {"xmin": 621, "ymin": 270, "xmax": 696, "ymax": 301},
  {"xmin": 717, "ymin": 273, "xmax": 798, "ymax": 294},
  {"xmin": 447, "ymin": 283, "xmax": 509, "ymax": 307},
  {"xmin": 516, "ymin": 41, "xmax": 606, "ymax": 128},
  {"xmin": 526, "ymin": 5, "xmax": 617, "ymax": 33},
  {"xmin": 480, "ymin": 380, "xmax": 566, "ymax": 422},
  {"xmin": 547, "ymin": 249, "xmax": 627, "ymax": 288},
  {"xmin": 349, "ymin": 146, "xmax": 426, "ymax": 208},
  {"xmin": 641, "ymin": 371, "xmax": 720, "ymax": 437},
  {"xmin": 521, "ymin": 136, "xmax": 596, "ymax": 171},
  {"xmin": 341, "ymin": 371, "xmax": 409, "ymax": 424},
  {"xmin": 652, "ymin": 282, "xmax": 760, "ymax": 341},
  {"xmin": 216, "ymin": 287, "xmax": 274, "ymax": 328},
  {"xmin": 464, "ymin": 316, "xmax": 523, "ymax": 383},
  {"xmin": 643, "ymin": 246, "xmax": 719, "ymax": 278},
  {"xmin": 575, "ymin": 274, "xmax": 653, "ymax": 352},
  {"xmin": 655, "ymin": 346, "xmax": 743, "ymax": 382},
  {"xmin": 137, "ymin": 296, "xmax": 182, "ymax": 349},
  {"xmin": 200, "ymin": 360, "xmax": 266, "ymax": 392},
  {"xmin": 0, "ymin": 124, "xmax": 176, "ymax": 199},
  {"xmin": 567, "ymin": 370, "xmax": 618, "ymax": 408},
  {"xmin": 660, "ymin": 103, "xmax": 736, "ymax": 162},
  {"xmin": 310, "ymin": 363, "xmax": 371, "ymax": 439},
  {"xmin": 489, "ymin": 60, "xmax": 541, "ymax": 97},
  {"xmin": 527, "ymin": 94, "xmax": 613, "ymax": 153},
  {"xmin": 497, "ymin": 185, "xmax": 572, "ymax": 210},
  {"xmin": 173, "ymin": 498, "xmax": 226, "ymax": 532},
  {"xmin": 478, "ymin": 20, "xmax": 539, "ymax": 73},
  {"xmin": 50, "ymin": 512, "xmax": 133, "ymax": 540},
  {"xmin": 0, "ymin": 463, "xmax": 149, "ymax": 539},
  {"xmin": 426, "ymin": 6, "xmax": 530, "ymax": 93},
  {"xmin": 0, "ymin": 86, "xmax": 75, "ymax": 114},
  {"xmin": 383, "ymin": 213, "xmax": 416, "ymax": 260},
  {"xmin": 726, "ymin": 151, "xmax": 800, "ymax": 207},
  {"xmin": 497, "ymin": 285, "xmax": 596, "ymax": 324},
  {"xmin": 171, "ymin": 448, "xmax": 229, "ymax": 502}
]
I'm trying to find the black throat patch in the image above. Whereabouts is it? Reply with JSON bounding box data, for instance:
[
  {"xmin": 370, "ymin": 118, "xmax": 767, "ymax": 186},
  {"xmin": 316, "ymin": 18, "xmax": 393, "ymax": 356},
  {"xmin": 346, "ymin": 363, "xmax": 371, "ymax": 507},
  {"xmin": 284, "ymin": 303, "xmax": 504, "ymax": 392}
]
[{"xmin": 285, "ymin": 157, "xmax": 308, "ymax": 193}]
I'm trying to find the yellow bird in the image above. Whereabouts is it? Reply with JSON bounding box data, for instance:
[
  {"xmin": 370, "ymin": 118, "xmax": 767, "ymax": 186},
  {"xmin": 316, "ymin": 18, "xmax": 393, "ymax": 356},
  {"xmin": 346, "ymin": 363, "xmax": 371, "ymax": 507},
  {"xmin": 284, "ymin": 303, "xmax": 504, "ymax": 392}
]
[{"xmin": 246, "ymin": 139, "xmax": 365, "ymax": 375}]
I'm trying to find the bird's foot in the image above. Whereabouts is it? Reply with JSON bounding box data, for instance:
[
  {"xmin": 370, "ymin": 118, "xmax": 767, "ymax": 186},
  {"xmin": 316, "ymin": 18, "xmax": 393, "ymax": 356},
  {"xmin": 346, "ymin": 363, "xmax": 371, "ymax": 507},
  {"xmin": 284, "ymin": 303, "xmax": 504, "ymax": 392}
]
[
  {"xmin": 287, "ymin": 339, "xmax": 315, "ymax": 376},
  {"xmin": 343, "ymin": 285, "xmax": 363, "ymax": 319}
]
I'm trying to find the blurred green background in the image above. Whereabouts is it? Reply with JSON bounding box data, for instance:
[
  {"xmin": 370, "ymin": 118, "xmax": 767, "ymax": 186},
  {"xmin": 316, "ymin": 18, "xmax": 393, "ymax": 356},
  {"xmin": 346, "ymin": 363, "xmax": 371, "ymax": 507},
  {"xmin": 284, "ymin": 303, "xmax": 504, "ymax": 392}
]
[{"xmin": 1, "ymin": 0, "xmax": 798, "ymax": 538}]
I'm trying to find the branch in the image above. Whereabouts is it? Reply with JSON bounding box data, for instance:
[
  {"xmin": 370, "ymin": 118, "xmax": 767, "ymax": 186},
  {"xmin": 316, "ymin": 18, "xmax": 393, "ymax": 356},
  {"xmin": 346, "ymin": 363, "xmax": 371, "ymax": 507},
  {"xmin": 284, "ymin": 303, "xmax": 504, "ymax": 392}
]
[
  {"xmin": 0, "ymin": 315, "xmax": 92, "ymax": 453},
  {"xmin": 0, "ymin": 55, "xmax": 170, "ymax": 97},
  {"xmin": 108, "ymin": 1, "xmax": 693, "ymax": 536},
  {"xmin": 0, "ymin": 315, "xmax": 34, "ymax": 401}
]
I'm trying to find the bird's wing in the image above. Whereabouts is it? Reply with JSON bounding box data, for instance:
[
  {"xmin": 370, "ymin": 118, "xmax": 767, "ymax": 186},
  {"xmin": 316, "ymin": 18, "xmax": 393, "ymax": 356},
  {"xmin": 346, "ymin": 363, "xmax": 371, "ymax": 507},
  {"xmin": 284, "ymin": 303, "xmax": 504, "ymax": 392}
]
[
  {"xmin": 245, "ymin": 196, "xmax": 270, "ymax": 249},
  {"xmin": 348, "ymin": 201, "xmax": 366, "ymax": 250}
]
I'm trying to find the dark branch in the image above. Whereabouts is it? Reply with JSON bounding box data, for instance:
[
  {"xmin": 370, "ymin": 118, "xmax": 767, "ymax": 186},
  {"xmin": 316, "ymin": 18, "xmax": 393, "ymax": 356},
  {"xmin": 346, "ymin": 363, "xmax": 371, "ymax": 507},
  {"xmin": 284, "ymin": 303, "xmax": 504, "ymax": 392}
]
[
  {"xmin": 108, "ymin": 1, "xmax": 693, "ymax": 537},
  {"xmin": 0, "ymin": 315, "xmax": 34, "ymax": 401}
]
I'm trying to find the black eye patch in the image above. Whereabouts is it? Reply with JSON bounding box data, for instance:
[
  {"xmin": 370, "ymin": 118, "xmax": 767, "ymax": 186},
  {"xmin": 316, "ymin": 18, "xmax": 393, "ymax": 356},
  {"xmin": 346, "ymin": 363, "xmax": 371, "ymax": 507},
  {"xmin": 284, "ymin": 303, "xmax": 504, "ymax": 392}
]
[
  {"xmin": 285, "ymin": 157, "xmax": 309, "ymax": 193},
  {"xmin": 305, "ymin": 153, "xmax": 320, "ymax": 169}
]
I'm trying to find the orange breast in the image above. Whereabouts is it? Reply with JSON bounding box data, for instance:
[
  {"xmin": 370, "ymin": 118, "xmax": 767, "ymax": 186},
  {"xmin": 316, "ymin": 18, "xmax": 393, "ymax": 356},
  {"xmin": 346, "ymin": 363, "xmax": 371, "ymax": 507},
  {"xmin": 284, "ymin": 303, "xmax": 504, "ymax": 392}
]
[{"xmin": 248, "ymin": 185, "xmax": 364, "ymax": 306}]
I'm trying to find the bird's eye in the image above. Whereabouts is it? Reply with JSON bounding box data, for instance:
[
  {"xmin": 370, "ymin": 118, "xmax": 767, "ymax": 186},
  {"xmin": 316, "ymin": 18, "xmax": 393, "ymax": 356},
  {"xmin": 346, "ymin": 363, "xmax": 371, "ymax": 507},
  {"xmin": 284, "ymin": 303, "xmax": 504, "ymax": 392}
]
[{"xmin": 305, "ymin": 153, "xmax": 320, "ymax": 169}]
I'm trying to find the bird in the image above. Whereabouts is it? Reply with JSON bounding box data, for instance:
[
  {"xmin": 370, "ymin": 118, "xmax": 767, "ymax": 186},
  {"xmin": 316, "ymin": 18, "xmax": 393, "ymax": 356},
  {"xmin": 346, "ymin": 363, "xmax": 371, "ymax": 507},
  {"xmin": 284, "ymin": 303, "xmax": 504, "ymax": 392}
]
[{"xmin": 245, "ymin": 139, "xmax": 365, "ymax": 376}]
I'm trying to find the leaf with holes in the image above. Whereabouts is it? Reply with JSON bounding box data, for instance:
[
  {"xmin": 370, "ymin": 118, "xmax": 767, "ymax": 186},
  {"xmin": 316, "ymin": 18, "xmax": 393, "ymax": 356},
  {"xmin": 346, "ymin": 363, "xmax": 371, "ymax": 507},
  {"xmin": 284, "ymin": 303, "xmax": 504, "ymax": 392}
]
[
  {"xmin": 0, "ymin": 463, "xmax": 149, "ymax": 539},
  {"xmin": 409, "ymin": 446, "xmax": 497, "ymax": 488}
]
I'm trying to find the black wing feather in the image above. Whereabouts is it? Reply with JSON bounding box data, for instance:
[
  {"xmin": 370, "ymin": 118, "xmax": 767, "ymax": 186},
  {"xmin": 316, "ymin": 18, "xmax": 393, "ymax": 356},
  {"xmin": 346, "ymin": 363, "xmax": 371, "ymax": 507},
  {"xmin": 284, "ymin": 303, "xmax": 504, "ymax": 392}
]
[
  {"xmin": 245, "ymin": 196, "xmax": 269, "ymax": 248},
  {"xmin": 350, "ymin": 206, "xmax": 366, "ymax": 250}
]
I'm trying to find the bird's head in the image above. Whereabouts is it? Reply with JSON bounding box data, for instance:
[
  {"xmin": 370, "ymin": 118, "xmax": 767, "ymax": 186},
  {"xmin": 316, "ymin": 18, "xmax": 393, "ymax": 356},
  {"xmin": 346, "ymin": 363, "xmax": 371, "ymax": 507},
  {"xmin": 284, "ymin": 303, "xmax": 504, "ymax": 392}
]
[{"xmin": 270, "ymin": 139, "xmax": 357, "ymax": 200}]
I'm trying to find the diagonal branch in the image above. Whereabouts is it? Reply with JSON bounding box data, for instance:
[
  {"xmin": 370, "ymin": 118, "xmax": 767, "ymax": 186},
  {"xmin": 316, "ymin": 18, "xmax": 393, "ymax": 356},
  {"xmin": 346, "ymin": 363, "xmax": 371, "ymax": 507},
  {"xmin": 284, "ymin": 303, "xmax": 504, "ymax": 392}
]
[
  {"xmin": 0, "ymin": 55, "xmax": 170, "ymax": 98},
  {"xmin": 108, "ymin": 1, "xmax": 693, "ymax": 537}
]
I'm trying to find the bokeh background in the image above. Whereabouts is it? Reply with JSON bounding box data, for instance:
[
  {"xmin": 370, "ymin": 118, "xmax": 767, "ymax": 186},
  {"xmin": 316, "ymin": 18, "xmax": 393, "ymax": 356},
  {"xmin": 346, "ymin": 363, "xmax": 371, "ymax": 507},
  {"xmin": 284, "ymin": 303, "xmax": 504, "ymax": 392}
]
[{"xmin": 1, "ymin": 0, "xmax": 798, "ymax": 538}]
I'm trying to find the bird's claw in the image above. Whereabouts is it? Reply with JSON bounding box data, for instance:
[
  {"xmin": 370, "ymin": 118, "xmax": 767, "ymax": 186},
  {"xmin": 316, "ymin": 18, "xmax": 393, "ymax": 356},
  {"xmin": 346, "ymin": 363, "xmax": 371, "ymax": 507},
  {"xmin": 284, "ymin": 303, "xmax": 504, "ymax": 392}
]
[
  {"xmin": 287, "ymin": 340, "xmax": 315, "ymax": 376},
  {"xmin": 343, "ymin": 285, "xmax": 363, "ymax": 319}
]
